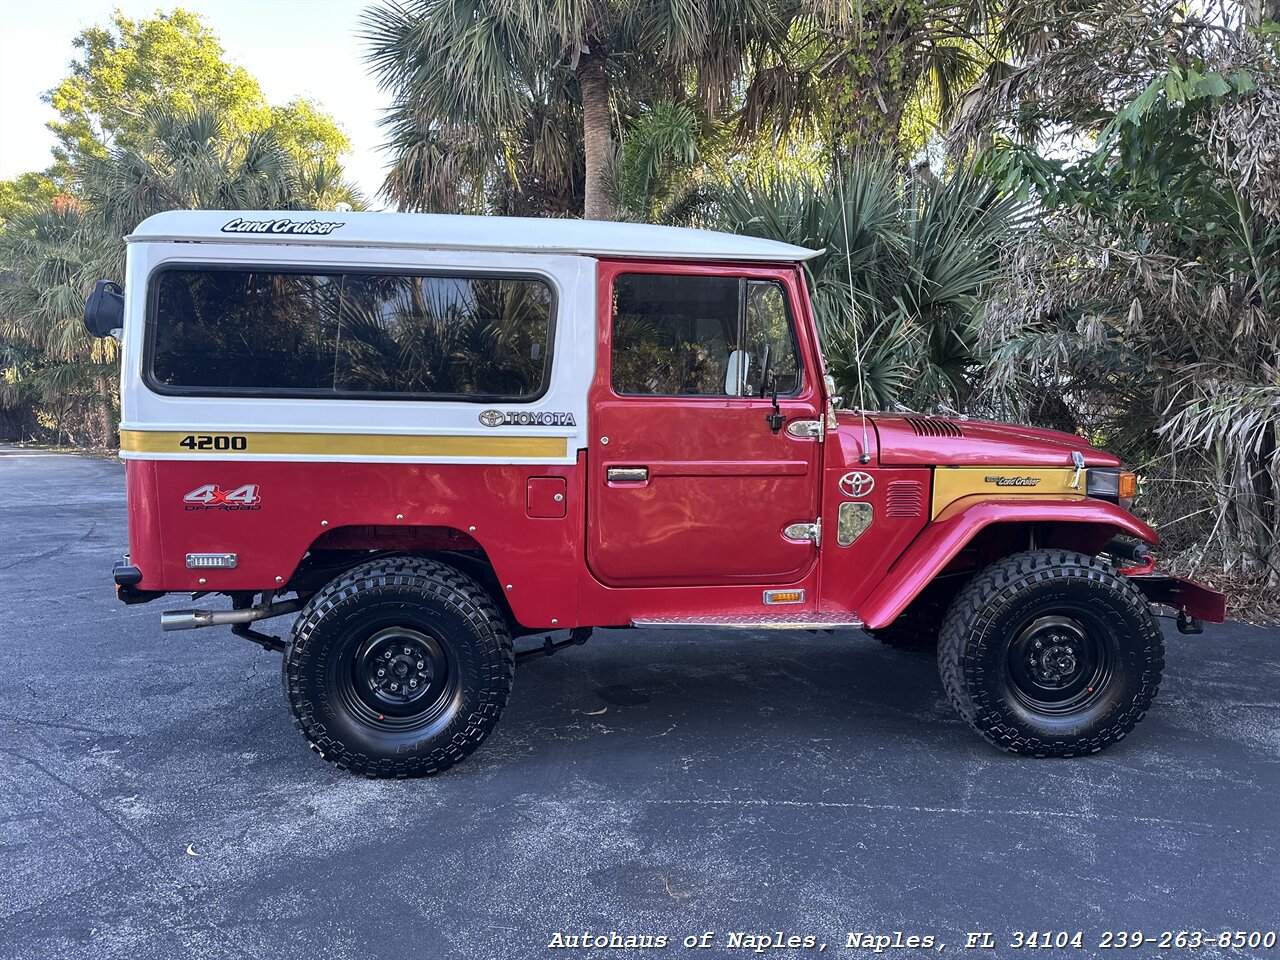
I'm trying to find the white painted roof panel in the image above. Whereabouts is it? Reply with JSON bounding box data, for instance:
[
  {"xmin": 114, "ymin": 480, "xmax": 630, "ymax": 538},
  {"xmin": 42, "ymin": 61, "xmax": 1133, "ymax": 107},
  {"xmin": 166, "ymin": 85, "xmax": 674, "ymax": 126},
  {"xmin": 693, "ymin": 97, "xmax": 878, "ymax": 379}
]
[{"xmin": 127, "ymin": 210, "xmax": 823, "ymax": 263}]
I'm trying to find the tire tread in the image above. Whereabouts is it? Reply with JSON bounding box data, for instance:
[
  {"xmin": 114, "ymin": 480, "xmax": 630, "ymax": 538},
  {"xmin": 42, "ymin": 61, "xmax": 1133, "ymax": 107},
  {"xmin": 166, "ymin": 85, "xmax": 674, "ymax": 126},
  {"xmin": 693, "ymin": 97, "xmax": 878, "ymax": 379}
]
[
  {"xmin": 937, "ymin": 549, "xmax": 1164, "ymax": 758},
  {"xmin": 283, "ymin": 554, "xmax": 514, "ymax": 778}
]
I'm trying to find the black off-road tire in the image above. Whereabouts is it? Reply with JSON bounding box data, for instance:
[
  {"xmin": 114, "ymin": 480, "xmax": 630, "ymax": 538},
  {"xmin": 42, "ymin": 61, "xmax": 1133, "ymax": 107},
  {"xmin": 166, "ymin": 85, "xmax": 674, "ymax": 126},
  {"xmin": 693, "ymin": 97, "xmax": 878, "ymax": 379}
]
[
  {"xmin": 283, "ymin": 555, "xmax": 514, "ymax": 778},
  {"xmin": 938, "ymin": 549, "xmax": 1163, "ymax": 757}
]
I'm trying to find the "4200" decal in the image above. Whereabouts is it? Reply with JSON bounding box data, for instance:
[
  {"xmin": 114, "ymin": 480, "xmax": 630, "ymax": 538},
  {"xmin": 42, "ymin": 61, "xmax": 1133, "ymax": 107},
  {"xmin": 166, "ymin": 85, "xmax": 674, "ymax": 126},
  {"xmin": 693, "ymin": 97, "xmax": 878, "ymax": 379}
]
[{"xmin": 179, "ymin": 434, "xmax": 248, "ymax": 451}]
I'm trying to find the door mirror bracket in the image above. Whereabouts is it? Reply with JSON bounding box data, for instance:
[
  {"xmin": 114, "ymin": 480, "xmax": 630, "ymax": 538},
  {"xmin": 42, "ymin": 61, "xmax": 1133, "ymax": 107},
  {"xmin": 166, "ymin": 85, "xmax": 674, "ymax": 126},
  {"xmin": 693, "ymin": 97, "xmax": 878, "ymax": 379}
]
[{"xmin": 764, "ymin": 375, "xmax": 785, "ymax": 434}]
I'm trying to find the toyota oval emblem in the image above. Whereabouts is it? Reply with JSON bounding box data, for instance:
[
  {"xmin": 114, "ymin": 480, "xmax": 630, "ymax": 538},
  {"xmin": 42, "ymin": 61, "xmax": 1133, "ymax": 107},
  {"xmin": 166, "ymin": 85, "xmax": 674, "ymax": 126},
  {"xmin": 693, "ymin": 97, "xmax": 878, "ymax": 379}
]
[
  {"xmin": 839, "ymin": 471, "xmax": 875, "ymax": 498},
  {"xmin": 478, "ymin": 409, "xmax": 505, "ymax": 428}
]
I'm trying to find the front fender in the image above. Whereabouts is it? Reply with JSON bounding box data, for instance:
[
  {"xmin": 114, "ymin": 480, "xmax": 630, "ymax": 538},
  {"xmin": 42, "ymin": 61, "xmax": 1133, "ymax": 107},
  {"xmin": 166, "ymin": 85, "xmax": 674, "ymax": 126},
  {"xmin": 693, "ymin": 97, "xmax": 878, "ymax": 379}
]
[{"xmin": 857, "ymin": 496, "xmax": 1158, "ymax": 630}]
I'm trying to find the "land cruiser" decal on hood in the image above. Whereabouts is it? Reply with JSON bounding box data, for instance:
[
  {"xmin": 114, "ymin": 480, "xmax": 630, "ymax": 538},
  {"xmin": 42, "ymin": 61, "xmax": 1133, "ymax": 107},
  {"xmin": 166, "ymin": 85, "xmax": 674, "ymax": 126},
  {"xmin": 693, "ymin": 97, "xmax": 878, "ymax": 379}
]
[
  {"xmin": 221, "ymin": 217, "xmax": 345, "ymax": 236},
  {"xmin": 983, "ymin": 475, "xmax": 1043, "ymax": 487}
]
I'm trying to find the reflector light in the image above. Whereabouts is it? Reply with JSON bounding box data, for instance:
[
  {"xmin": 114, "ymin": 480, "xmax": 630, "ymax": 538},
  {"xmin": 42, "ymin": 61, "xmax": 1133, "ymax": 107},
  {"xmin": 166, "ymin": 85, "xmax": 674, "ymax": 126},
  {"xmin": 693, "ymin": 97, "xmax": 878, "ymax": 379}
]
[
  {"xmin": 1118, "ymin": 472, "xmax": 1138, "ymax": 500},
  {"xmin": 186, "ymin": 553, "xmax": 238, "ymax": 569},
  {"xmin": 763, "ymin": 589, "xmax": 805, "ymax": 605}
]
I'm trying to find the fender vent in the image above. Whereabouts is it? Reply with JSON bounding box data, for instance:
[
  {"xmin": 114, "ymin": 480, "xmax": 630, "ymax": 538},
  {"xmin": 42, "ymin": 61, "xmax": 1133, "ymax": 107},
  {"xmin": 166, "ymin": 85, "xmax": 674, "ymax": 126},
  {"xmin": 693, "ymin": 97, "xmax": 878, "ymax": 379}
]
[
  {"xmin": 904, "ymin": 417, "xmax": 963, "ymax": 438},
  {"xmin": 886, "ymin": 480, "xmax": 925, "ymax": 517}
]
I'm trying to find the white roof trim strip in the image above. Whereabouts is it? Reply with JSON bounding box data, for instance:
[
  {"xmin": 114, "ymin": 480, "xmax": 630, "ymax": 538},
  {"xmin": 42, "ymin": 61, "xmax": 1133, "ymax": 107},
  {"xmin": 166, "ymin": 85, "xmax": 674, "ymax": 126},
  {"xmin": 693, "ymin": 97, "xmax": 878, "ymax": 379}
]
[{"xmin": 127, "ymin": 210, "xmax": 824, "ymax": 263}]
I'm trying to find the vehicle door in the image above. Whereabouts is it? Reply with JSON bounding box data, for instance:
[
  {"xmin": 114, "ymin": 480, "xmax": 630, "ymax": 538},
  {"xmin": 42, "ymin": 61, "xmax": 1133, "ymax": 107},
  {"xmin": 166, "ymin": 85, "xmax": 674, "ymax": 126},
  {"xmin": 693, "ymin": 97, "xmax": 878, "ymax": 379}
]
[{"xmin": 586, "ymin": 261, "xmax": 825, "ymax": 587}]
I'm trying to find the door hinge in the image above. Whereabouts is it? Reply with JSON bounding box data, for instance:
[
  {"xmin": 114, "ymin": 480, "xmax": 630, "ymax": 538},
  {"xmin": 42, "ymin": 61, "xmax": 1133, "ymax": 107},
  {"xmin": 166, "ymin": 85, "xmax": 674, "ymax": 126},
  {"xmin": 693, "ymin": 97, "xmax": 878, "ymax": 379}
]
[
  {"xmin": 786, "ymin": 419, "xmax": 824, "ymax": 440},
  {"xmin": 783, "ymin": 518, "xmax": 822, "ymax": 547}
]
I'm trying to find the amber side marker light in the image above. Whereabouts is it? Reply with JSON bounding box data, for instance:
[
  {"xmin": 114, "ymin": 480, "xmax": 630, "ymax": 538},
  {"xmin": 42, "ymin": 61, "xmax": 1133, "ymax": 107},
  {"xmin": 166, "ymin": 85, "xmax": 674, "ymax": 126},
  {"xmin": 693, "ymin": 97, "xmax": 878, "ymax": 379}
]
[
  {"xmin": 1118, "ymin": 472, "xmax": 1139, "ymax": 502},
  {"xmin": 763, "ymin": 589, "xmax": 805, "ymax": 605}
]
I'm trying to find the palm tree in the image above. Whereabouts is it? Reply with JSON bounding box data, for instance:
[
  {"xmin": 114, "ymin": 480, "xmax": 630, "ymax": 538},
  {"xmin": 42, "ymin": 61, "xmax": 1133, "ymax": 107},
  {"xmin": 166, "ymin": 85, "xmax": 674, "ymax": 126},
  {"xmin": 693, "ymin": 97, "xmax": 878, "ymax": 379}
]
[
  {"xmin": 80, "ymin": 105, "xmax": 361, "ymax": 237},
  {"xmin": 0, "ymin": 201, "xmax": 119, "ymax": 445},
  {"xmin": 707, "ymin": 161, "xmax": 1025, "ymax": 412},
  {"xmin": 361, "ymin": 0, "xmax": 786, "ymax": 219}
]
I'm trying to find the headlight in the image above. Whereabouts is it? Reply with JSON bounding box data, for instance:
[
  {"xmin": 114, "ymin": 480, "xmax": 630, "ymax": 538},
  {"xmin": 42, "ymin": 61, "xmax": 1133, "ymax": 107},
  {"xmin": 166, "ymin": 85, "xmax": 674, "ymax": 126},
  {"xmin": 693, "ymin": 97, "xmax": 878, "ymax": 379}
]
[{"xmin": 1087, "ymin": 467, "xmax": 1138, "ymax": 510}]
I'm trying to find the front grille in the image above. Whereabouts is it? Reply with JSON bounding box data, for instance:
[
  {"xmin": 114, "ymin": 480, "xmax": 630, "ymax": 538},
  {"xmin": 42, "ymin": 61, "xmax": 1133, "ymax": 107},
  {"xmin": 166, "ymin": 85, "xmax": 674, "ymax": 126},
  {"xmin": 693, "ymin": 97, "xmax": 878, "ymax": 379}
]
[
  {"xmin": 904, "ymin": 416, "xmax": 963, "ymax": 438},
  {"xmin": 886, "ymin": 480, "xmax": 925, "ymax": 517}
]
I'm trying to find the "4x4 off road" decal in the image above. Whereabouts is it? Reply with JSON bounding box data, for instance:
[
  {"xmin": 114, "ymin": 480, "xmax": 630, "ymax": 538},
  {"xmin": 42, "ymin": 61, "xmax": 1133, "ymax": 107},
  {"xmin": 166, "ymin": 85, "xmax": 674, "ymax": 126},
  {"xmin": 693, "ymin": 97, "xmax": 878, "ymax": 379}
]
[{"xmin": 183, "ymin": 484, "xmax": 261, "ymax": 511}]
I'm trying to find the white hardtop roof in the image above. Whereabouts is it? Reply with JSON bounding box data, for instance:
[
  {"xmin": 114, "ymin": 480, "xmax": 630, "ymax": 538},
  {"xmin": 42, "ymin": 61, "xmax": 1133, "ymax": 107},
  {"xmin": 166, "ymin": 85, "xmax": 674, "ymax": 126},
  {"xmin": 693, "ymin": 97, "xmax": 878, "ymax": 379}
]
[{"xmin": 127, "ymin": 209, "xmax": 823, "ymax": 263}]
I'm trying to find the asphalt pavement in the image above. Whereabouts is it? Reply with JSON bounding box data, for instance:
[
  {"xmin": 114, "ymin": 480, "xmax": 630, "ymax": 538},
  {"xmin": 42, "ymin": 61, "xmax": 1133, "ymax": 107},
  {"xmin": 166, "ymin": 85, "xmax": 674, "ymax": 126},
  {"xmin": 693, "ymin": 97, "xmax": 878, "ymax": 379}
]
[{"xmin": 0, "ymin": 446, "xmax": 1277, "ymax": 960}]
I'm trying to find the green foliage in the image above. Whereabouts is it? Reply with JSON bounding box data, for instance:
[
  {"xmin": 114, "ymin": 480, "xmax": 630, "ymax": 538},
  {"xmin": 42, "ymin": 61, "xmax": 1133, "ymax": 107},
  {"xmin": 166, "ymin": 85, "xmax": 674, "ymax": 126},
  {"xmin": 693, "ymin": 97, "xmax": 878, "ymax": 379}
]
[
  {"xmin": 0, "ymin": 172, "xmax": 60, "ymax": 229},
  {"xmin": 983, "ymin": 42, "xmax": 1280, "ymax": 578},
  {"xmin": 708, "ymin": 161, "xmax": 1025, "ymax": 411},
  {"xmin": 46, "ymin": 9, "xmax": 349, "ymax": 169},
  {"xmin": 46, "ymin": 9, "xmax": 268, "ymax": 162}
]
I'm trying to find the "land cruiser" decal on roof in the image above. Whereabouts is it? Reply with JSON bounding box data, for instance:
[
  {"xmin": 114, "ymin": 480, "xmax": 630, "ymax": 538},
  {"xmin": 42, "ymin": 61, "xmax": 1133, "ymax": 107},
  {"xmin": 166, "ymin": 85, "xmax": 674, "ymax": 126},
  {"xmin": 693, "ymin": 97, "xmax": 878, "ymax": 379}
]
[{"xmin": 221, "ymin": 217, "xmax": 345, "ymax": 236}]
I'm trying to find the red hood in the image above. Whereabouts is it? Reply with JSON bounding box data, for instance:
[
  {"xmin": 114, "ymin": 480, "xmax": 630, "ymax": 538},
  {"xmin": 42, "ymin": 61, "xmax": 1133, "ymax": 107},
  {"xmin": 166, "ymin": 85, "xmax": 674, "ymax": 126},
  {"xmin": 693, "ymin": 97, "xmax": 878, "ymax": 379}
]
[{"xmin": 859, "ymin": 414, "xmax": 1122, "ymax": 467}]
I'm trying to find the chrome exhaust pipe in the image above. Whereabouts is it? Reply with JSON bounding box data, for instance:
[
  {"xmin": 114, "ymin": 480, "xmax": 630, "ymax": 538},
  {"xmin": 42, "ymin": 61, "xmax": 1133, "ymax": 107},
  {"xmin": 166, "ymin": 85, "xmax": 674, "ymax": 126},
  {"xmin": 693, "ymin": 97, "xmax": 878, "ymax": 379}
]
[{"xmin": 161, "ymin": 598, "xmax": 305, "ymax": 632}]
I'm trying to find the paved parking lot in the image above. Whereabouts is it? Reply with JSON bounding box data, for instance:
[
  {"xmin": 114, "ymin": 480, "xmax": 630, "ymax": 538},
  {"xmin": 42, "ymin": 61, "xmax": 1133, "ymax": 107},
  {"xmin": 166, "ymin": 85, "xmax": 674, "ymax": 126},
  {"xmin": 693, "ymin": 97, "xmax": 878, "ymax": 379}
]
[{"xmin": 1, "ymin": 447, "xmax": 1277, "ymax": 960}]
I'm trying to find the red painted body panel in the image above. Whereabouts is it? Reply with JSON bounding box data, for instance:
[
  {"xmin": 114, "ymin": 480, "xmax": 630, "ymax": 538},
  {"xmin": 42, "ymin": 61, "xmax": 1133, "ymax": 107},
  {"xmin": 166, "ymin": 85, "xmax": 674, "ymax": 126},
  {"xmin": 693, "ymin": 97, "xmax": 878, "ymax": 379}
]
[
  {"xmin": 856, "ymin": 497, "xmax": 1160, "ymax": 629},
  {"xmin": 813, "ymin": 423, "xmax": 932, "ymax": 613},
  {"xmin": 127, "ymin": 457, "xmax": 583, "ymax": 627},
  {"xmin": 871, "ymin": 414, "xmax": 1122, "ymax": 467}
]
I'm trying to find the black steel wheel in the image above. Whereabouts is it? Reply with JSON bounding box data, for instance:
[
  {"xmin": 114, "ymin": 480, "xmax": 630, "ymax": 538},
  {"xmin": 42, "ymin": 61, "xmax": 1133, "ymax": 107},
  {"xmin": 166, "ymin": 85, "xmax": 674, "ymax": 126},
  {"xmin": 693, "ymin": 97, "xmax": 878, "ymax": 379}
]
[
  {"xmin": 284, "ymin": 555, "xmax": 514, "ymax": 778},
  {"xmin": 938, "ymin": 549, "xmax": 1163, "ymax": 757}
]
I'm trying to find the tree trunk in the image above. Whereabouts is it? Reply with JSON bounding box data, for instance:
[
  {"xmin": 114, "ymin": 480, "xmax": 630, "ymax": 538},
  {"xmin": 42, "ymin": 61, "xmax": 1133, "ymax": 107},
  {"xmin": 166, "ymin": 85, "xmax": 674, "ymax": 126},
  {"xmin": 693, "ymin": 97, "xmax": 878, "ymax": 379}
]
[
  {"xmin": 1243, "ymin": 0, "xmax": 1280, "ymax": 26},
  {"xmin": 575, "ymin": 48, "xmax": 615, "ymax": 221},
  {"xmin": 98, "ymin": 371, "xmax": 116, "ymax": 448}
]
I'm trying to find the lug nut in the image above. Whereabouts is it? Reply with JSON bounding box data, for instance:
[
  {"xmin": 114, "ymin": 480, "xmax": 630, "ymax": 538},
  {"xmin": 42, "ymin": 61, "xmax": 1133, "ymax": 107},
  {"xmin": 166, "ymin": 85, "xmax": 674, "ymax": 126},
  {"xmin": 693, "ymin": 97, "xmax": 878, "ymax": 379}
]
[
  {"xmin": 377, "ymin": 668, "xmax": 385, "ymax": 677},
  {"xmin": 390, "ymin": 682, "xmax": 399, "ymax": 691},
  {"xmin": 409, "ymin": 679, "xmax": 417, "ymax": 688},
  {"xmin": 416, "ymin": 661, "xmax": 424, "ymax": 669},
  {"xmin": 404, "ymin": 646, "xmax": 411, "ymax": 655},
  {"xmin": 384, "ymin": 651, "xmax": 392, "ymax": 659}
]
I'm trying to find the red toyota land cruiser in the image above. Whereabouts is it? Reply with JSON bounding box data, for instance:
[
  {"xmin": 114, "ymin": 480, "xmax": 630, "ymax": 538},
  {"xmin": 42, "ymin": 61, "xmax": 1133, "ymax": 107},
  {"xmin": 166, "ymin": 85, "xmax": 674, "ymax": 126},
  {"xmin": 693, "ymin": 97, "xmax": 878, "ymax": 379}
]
[{"xmin": 83, "ymin": 210, "xmax": 1226, "ymax": 777}]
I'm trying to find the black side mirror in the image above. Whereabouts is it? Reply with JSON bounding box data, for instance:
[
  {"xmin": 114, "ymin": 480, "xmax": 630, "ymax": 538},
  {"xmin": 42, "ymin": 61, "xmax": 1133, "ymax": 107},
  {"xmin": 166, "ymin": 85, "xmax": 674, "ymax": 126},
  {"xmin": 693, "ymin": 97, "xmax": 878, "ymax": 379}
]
[{"xmin": 83, "ymin": 280, "xmax": 124, "ymax": 338}]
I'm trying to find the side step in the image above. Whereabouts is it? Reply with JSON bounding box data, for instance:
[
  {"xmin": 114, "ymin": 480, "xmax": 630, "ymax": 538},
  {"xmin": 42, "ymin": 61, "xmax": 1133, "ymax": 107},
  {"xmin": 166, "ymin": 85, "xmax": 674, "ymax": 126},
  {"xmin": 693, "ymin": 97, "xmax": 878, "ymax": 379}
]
[{"xmin": 632, "ymin": 612, "xmax": 864, "ymax": 630}]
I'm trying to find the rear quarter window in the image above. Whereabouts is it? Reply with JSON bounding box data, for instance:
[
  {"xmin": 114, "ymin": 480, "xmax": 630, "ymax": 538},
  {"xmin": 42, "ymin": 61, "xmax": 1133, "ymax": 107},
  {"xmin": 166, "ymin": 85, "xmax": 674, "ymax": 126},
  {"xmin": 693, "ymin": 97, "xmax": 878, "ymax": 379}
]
[{"xmin": 147, "ymin": 267, "xmax": 553, "ymax": 401}]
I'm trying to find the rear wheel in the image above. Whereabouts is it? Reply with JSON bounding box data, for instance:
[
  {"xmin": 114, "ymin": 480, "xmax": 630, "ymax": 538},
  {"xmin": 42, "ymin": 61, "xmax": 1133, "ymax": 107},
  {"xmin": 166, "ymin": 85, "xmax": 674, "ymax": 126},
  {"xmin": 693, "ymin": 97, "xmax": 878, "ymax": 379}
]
[
  {"xmin": 938, "ymin": 549, "xmax": 1163, "ymax": 757},
  {"xmin": 283, "ymin": 555, "xmax": 514, "ymax": 778}
]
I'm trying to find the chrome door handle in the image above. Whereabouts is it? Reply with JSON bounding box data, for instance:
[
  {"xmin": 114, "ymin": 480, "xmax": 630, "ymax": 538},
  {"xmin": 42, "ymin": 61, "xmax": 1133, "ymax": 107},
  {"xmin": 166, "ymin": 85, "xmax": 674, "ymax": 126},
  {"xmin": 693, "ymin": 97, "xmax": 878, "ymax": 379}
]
[{"xmin": 607, "ymin": 467, "xmax": 649, "ymax": 482}]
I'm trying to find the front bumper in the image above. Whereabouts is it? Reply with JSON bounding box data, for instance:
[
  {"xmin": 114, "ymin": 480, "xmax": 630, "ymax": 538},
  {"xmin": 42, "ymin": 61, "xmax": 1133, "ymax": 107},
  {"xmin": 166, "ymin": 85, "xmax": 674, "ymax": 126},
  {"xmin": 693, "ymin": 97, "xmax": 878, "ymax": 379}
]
[{"xmin": 1125, "ymin": 572, "xmax": 1227, "ymax": 624}]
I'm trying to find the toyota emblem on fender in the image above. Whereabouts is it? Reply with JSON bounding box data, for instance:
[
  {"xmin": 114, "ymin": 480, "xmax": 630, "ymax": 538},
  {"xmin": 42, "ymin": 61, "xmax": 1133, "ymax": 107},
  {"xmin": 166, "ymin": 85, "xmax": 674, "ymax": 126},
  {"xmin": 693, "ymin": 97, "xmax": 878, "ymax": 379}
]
[
  {"xmin": 478, "ymin": 409, "xmax": 506, "ymax": 427},
  {"xmin": 839, "ymin": 471, "xmax": 875, "ymax": 498}
]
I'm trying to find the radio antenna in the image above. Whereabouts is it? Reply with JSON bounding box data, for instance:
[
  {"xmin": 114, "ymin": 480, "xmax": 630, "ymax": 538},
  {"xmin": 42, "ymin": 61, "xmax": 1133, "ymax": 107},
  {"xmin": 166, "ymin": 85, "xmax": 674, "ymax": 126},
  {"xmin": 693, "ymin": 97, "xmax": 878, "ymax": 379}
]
[{"xmin": 835, "ymin": 157, "xmax": 872, "ymax": 464}]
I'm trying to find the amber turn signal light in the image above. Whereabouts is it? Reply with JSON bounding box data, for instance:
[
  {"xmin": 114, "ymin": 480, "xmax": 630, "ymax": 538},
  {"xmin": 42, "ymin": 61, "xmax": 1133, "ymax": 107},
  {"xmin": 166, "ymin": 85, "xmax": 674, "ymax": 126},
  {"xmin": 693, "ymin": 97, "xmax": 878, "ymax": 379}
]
[{"xmin": 1118, "ymin": 472, "xmax": 1138, "ymax": 501}]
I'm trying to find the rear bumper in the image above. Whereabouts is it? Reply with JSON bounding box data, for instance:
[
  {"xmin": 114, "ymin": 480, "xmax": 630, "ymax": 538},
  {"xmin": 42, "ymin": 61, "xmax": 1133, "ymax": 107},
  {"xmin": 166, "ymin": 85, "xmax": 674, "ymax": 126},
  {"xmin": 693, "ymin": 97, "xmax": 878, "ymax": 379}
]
[
  {"xmin": 1126, "ymin": 573, "xmax": 1227, "ymax": 623},
  {"xmin": 114, "ymin": 557, "xmax": 164, "ymax": 605}
]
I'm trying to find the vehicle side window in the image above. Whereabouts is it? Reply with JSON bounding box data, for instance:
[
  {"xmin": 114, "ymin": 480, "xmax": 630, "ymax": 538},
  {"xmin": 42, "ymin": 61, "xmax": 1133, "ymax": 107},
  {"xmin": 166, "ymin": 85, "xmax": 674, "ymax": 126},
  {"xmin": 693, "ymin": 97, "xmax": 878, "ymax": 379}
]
[
  {"xmin": 745, "ymin": 281, "xmax": 800, "ymax": 396},
  {"xmin": 611, "ymin": 273, "xmax": 801, "ymax": 397},
  {"xmin": 148, "ymin": 268, "xmax": 552, "ymax": 400}
]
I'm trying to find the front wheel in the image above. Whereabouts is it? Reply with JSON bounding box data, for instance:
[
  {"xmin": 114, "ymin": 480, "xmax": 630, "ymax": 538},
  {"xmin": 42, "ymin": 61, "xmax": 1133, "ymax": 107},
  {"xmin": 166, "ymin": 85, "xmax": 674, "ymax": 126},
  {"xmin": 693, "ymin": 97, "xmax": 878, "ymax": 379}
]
[
  {"xmin": 938, "ymin": 549, "xmax": 1164, "ymax": 757},
  {"xmin": 283, "ymin": 555, "xmax": 514, "ymax": 778}
]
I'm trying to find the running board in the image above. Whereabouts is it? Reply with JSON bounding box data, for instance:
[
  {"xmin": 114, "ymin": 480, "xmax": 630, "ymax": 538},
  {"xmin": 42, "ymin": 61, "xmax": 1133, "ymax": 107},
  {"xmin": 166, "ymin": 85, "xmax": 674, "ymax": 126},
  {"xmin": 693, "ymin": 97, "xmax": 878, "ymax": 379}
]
[{"xmin": 632, "ymin": 613, "xmax": 864, "ymax": 630}]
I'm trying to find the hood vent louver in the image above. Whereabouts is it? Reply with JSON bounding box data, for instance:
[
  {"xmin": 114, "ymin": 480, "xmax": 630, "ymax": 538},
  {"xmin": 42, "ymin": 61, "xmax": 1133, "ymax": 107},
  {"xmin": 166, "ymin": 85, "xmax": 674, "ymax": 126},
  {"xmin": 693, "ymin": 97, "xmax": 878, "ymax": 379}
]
[
  {"xmin": 904, "ymin": 416, "xmax": 964, "ymax": 438},
  {"xmin": 886, "ymin": 480, "xmax": 925, "ymax": 517}
]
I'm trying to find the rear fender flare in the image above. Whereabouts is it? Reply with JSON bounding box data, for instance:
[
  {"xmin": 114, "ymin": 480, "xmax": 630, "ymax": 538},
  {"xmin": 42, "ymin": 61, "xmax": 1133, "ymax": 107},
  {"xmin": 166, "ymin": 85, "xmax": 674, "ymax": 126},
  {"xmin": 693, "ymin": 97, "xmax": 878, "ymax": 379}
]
[{"xmin": 857, "ymin": 497, "xmax": 1158, "ymax": 630}]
